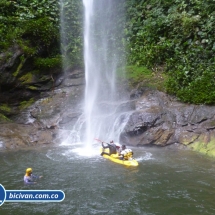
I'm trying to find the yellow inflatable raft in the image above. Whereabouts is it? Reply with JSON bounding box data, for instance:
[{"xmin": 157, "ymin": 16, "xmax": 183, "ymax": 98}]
[{"xmin": 100, "ymin": 148, "xmax": 138, "ymax": 167}]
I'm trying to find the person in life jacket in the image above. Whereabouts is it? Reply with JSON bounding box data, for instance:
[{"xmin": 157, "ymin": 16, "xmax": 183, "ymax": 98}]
[
  {"xmin": 23, "ymin": 168, "xmax": 42, "ymax": 185},
  {"xmin": 100, "ymin": 140, "xmax": 117, "ymax": 156},
  {"xmin": 118, "ymin": 145, "xmax": 133, "ymax": 160}
]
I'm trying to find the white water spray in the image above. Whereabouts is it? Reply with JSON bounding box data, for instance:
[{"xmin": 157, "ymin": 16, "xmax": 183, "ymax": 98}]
[
  {"xmin": 59, "ymin": 0, "xmax": 130, "ymax": 150},
  {"xmin": 82, "ymin": 0, "xmax": 128, "ymax": 145}
]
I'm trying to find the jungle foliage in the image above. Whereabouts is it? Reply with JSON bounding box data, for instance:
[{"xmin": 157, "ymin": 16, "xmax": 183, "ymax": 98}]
[
  {"xmin": 60, "ymin": 0, "xmax": 83, "ymax": 69},
  {"xmin": 125, "ymin": 0, "xmax": 215, "ymax": 104},
  {"xmin": 0, "ymin": 0, "xmax": 59, "ymax": 54},
  {"xmin": 0, "ymin": 0, "xmax": 83, "ymax": 69},
  {"xmin": 1, "ymin": 0, "xmax": 215, "ymax": 104}
]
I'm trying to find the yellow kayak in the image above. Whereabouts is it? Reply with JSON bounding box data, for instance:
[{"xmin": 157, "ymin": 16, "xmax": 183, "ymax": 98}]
[{"xmin": 100, "ymin": 148, "xmax": 138, "ymax": 167}]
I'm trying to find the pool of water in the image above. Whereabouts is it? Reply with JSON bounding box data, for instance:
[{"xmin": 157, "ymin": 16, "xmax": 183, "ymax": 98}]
[{"xmin": 0, "ymin": 143, "xmax": 215, "ymax": 215}]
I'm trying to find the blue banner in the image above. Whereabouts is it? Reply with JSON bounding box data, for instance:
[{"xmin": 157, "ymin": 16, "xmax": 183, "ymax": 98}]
[
  {"xmin": 0, "ymin": 184, "xmax": 6, "ymax": 206},
  {"xmin": 6, "ymin": 190, "xmax": 65, "ymax": 202},
  {"xmin": 0, "ymin": 184, "xmax": 65, "ymax": 206}
]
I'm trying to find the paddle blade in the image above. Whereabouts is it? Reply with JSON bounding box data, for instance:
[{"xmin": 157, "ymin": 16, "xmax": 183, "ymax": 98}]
[{"xmin": 94, "ymin": 138, "xmax": 102, "ymax": 143}]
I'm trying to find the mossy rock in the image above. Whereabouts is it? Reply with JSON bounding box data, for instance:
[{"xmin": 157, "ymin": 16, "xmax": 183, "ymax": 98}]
[
  {"xmin": 179, "ymin": 131, "xmax": 199, "ymax": 146},
  {"xmin": 0, "ymin": 113, "xmax": 11, "ymax": 122},
  {"xmin": 0, "ymin": 104, "xmax": 11, "ymax": 114},
  {"xmin": 19, "ymin": 98, "xmax": 35, "ymax": 110},
  {"xmin": 19, "ymin": 72, "xmax": 34, "ymax": 84},
  {"xmin": 188, "ymin": 135, "xmax": 215, "ymax": 157},
  {"xmin": 27, "ymin": 86, "xmax": 39, "ymax": 91},
  {"xmin": 12, "ymin": 55, "xmax": 26, "ymax": 77}
]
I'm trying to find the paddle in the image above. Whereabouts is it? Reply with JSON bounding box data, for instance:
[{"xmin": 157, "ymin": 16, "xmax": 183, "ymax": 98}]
[{"xmin": 94, "ymin": 138, "xmax": 109, "ymax": 144}]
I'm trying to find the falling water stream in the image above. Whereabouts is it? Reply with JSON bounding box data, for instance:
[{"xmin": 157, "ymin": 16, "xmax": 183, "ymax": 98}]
[{"xmin": 70, "ymin": 0, "xmax": 128, "ymax": 146}]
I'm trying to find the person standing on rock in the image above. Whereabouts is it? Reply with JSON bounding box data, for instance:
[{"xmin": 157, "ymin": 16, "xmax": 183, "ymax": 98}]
[{"xmin": 24, "ymin": 168, "xmax": 42, "ymax": 185}]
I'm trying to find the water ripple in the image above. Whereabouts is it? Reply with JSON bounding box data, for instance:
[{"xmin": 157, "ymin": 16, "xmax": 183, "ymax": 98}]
[{"xmin": 136, "ymin": 151, "xmax": 153, "ymax": 161}]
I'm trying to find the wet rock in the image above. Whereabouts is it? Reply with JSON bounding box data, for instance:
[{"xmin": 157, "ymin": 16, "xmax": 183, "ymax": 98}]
[
  {"xmin": 0, "ymin": 123, "xmax": 57, "ymax": 149},
  {"xmin": 1, "ymin": 58, "xmax": 215, "ymax": 159},
  {"xmin": 121, "ymin": 88, "xmax": 215, "ymax": 157}
]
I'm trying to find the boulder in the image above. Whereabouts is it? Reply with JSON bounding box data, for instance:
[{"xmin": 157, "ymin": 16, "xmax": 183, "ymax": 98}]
[{"xmin": 119, "ymin": 88, "xmax": 215, "ymax": 157}]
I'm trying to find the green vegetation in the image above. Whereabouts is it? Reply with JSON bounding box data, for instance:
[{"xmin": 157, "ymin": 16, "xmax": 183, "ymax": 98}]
[
  {"xmin": 117, "ymin": 65, "xmax": 167, "ymax": 91},
  {"xmin": 19, "ymin": 98, "xmax": 35, "ymax": 110},
  {"xmin": 0, "ymin": 104, "xmax": 11, "ymax": 121},
  {"xmin": 0, "ymin": 0, "xmax": 59, "ymax": 51},
  {"xmin": 0, "ymin": 0, "xmax": 83, "ymax": 69},
  {"xmin": 34, "ymin": 55, "xmax": 62, "ymax": 69},
  {"xmin": 0, "ymin": 113, "xmax": 10, "ymax": 122},
  {"xmin": 125, "ymin": 0, "xmax": 215, "ymax": 104},
  {"xmin": 125, "ymin": 66, "xmax": 153, "ymax": 84},
  {"xmin": 60, "ymin": 0, "xmax": 83, "ymax": 68},
  {"xmin": 21, "ymin": 17, "xmax": 59, "ymax": 51},
  {"xmin": 27, "ymin": 86, "xmax": 38, "ymax": 90},
  {"xmin": 0, "ymin": 104, "xmax": 11, "ymax": 114},
  {"xmin": 13, "ymin": 55, "xmax": 26, "ymax": 77},
  {"xmin": 19, "ymin": 72, "xmax": 34, "ymax": 84},
  {"xmin": 188, "ymin": 135, "xmax": 215, "ymax": 157},
  {"xmin": 1, "ymin": 0, "xmax": 215, "ymax": 104}
]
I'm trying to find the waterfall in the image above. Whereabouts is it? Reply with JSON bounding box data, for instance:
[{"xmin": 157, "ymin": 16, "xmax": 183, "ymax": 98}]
[
  {"xmin": 82, "ymin": 0, "xmax": 127, "ymax": 146},
  {"xmin": 59, "ymin": 0, "xmax": 130, "ymax": 147}
]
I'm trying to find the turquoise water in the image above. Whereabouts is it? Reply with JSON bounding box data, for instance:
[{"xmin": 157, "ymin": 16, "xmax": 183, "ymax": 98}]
[{"xmin": 0, "ymin": 143, "xmax": 215, "ymax": 215}]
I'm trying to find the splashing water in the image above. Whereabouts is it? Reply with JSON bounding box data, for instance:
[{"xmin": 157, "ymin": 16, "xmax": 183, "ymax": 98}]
[{"xmin": 72, "ymin": 0, "xmax": 128, "ymax": 146}]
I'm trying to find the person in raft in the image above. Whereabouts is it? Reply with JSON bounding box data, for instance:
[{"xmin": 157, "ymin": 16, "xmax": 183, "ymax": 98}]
[
  {"xmin": 118, "ymin": 145, "xmax": 133, "ymax": 160},
  {"xmin": 24, "ymin": 168, "xmax": 42, "ymax": 185},
  {"xmin": 100, "ymin": 140, "xmax": 117, "ymax": 156}
]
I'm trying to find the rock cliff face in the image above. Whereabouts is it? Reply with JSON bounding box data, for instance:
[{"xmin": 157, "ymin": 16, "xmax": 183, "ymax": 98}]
[
  {"xmin": 120, "ymin": 88, "xmax": 215, "ymax": 157},
  {"xmin": 0, "ymin": 46, "xmax": 215, "ymax": 157},
  {"xmin": 0, "ymin": 67, "xmax": 85, "ymax": 150},
  {"xmin": 0, "ymin": 44, "xmax": 85, "ymax": 149},
  {"xmin": 0, "ymin": 45, "xmax": 62, "ymax": 119}
]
